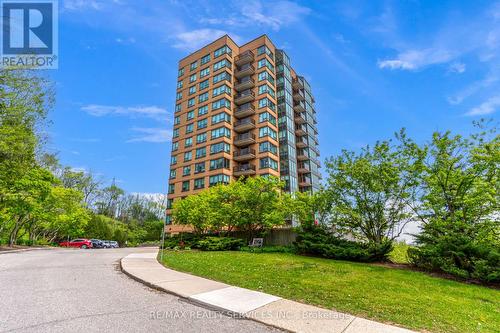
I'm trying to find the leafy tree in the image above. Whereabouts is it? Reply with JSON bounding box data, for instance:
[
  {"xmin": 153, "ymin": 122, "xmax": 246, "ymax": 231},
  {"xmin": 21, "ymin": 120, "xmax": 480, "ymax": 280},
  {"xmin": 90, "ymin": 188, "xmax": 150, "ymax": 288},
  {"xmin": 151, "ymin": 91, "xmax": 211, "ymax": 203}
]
[
  {"xmin": 324, "ymin": 131, "xmax": 424, "ymax": 246},
  {"xmin": 409, "ymin": 123, "xmax": 499, "ymax": 281},
  {"xmin": 293, "ymin": 190, "xmax": 332, "ymax": 226}
]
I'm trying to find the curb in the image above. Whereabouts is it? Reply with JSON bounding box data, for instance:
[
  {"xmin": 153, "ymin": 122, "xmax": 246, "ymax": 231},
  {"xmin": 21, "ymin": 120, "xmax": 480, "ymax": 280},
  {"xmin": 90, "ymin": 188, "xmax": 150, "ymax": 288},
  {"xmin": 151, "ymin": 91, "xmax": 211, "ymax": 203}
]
[{"xmin": 0, "ymin": 247, "xmax": 55, "ymax": 255}]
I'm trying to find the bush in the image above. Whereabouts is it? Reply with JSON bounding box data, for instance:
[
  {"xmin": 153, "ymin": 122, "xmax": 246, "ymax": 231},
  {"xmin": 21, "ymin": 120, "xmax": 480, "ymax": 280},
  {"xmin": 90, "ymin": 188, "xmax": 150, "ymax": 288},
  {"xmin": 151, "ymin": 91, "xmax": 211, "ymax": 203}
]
[
  {"xmin": 196, "ymin": 236, "xmax": 244, "ymax": 251},
  {"xmin": 408, "ymin": 235, "xmax": 500, "ymax": 283},
  {"xmin": 294, "ymin": 225, "xmax": 393, "ymax": 262},
  {"xmin": 240, "ymin": 245, "xmax": 294, "ymax": 253},
  {"xmin": 163, "ymin": 233, "xmax": 201, "ymax": 249}
]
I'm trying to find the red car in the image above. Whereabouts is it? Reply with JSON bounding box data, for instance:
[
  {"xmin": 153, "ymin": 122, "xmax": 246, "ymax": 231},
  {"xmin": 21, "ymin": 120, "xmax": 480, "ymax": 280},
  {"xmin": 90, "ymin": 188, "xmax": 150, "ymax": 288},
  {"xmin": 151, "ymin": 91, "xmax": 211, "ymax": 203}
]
[{"xmin": 59, "ymin": 239, "xmax": 93, "ymax": 249}]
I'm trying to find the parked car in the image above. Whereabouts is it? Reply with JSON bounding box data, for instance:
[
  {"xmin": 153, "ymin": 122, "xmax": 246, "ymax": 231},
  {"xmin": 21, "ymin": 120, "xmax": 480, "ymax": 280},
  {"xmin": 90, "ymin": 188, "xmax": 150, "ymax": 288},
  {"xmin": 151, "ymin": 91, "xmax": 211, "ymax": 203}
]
[
  {"xmin": 59, "ymin": 239, "xmax": 93, "ymax": 249},
  {"xmin": 109, "ymin": 241, "xmax": 119, "ymax": 248},
  {"xmin": 102, "ymin": 240, "xmax": 111, "ymax": 248},
  {"xmin": 90, "ymin": 239, "xmax": 105, "ymax": 248}
]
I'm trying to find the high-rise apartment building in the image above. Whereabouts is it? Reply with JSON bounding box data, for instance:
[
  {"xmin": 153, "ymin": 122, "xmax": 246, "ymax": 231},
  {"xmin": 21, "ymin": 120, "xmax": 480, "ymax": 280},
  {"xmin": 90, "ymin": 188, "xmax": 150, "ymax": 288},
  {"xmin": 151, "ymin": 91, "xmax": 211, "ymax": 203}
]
[{"xmin": 166, "ymin": 35, "xmax": 320, "ymax": 233}]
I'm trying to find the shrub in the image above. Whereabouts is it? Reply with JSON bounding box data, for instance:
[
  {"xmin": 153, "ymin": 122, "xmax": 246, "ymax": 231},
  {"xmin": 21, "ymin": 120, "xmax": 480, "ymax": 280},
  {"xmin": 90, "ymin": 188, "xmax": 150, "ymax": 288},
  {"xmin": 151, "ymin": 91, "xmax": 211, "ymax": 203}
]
[
  {"xmin": 163, "ymin": 233, "xmax": 201, "ymax": 249},
  {"xmin": 195, "ymin": 237, "xmax": 244, "ymax": 251},
  {"xmin": 240, "ymin": 245, "xmax": 294, "ymax": 253},
  {"xmin": 294, "ymin": 225, "xmax": 393, "ymax": 262}
]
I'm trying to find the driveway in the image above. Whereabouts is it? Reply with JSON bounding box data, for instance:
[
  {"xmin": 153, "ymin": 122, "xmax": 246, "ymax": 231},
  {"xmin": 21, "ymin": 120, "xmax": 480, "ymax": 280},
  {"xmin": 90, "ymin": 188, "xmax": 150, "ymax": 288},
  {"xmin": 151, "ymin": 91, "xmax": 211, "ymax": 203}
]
[{"xmin": 0, "ymin": 248, "xmax": 279, "ymax": 332}]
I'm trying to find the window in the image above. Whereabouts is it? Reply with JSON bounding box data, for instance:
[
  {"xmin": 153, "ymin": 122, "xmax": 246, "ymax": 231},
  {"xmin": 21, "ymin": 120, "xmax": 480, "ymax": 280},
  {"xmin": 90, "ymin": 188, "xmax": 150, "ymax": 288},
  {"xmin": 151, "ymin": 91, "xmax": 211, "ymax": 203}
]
[
  {"xmin": 187, "ymin": 110, "xmax": 194, "ymax": 120},
  {"xmin": 184, "ymin": 151, "xmax": 192, "ymax": 162},
  {"xmin": 199, "ymin": 79, "xmax": 209, "ymax": 90},
  {"xmin": 214, "ymin": 45, "xmax": 232, "ymax": 58},
  {"xmin": 213, "ymin": 72, "xmax": 231, "ymax": 84},
  {"xmin": 166, "ymin": 215, "xmax": 172, "ymax": 224},
  {"xmin": 176, "ymin": 92, "xmax": 182, "ymax": 100},
  {"xmin": 258, "ymin": 71, "xmax": 274, "ymax": 84},
  {"xmin": 211, "ymin": 112, "xmax": 231, "ymax": 124},
  {"xmin": 190, "ymin": 61, "xmax": 198, "ymax": 71},
  {"xmin": 188, "ymin": 98, "xmax": 195, "ymax": 107},
  {"xmin": 168, "ymin": 184, "xmax": 175, "ymax": 194},
  {"xmin": 175, "ymin": 104, "xmax": 181, "ymax": 113},
  {"xmin": 196, "ymin": 147, "xmax": 206, "ymax": 159},
  {"xmin": 171, "ymin": 141, "xmax": 179, "ymax": 151},
  {"xmin": 194, "ymin": 162, "xmax": 205, "ymax": 174},
  {"xmin": 209, "ymin": 174, "xmax": 230, "ymax": 186},
  {"xmin": 201, "ymin": 54, "xmax": 210, "ymax": 65},
  {"xmin": 169, "ymin": 169, "xmax": 176, "ymax": 179},
  {"xmin": 167, "ymin": 199, "xmax": 173, "ymax": 209},
  {"xmin": 189, "ymin": 86, "xmax": 196, "ymax": 95},
  {"xmin": 213, "ymin": 59, "xmax": 231, "ymax": 71},
  {"xmin": 177, "ymin": 80, "xmax": 183, "ymax": 89},
  {"xmin": 198, "ymin": 92, "xmax": 208, "ymax": 103},
  {"xmin": 258, "ymin": 112, "xmax": 276, "ymax": 125},
  {"xmin": 197, "ymin": 118, "xmax": 208, "ymax": 129},
  {"xmin": 183, "ymin": 166, "xmax": 191, "ymax": 176},
  {"xmin": 259, "ymin": 126, "xmax": 277, "ymax": 139},
  {"xmin": 178, "ymin": 67, "xmax": 184, "ymax": 77},
  {"xmin": 198, "ymin": 105, "xmax": 208, "ymax": 116},
  {"xmin": 258, "ymin": 84, "xmax": 275, "ymax": 97},
  {"xmin": 182, "ymin": 181, "xmax": 190, "ymax": 192},
  {"xmin": 257, "ymin": 45, "xmax": 274, "ymax": 59},
  {"xmin": 212, "ymin": 98, "xmax": 231, "ymax": 110},
  {"xmin": 200, "ymin": 67, "xmax": 210, "ymax": 78},
  {"xmin": 174, "ymin": 116, "xmax": 180, "ymax": 125},
  {"xmin": 185, "ymin": 123, "xmax": 194, "ymax": 134},
  {"xmin": 211, "ymin": 126, "xmax": 231, "ymax": 139},
  {"xmin": 196, "ymin": 132, "xmax": 207, "ymax": 143},
  {"xmin": 189, "ymin": 73, "xmax": 197, "ymax": 83},
  {"xmin": 184, "ymin": 137, "xmax": 192, "ymax": 148},
  {"xmin": 210, "ymin": 157, "xmax": 230, "ymax": 170},
  {"xmin": 194, "ymin": 177, "xmax": 205, "ymax": 189},
  {"xmin": 210, "ymin": 142, "xmax": 230, "ymax": 154},
  {"xmin": 259, "ymin": 142, "xmax": 277, "ymax": 154},
  {"xmin": 213, "ymin": 84, "xmax": 231, "ymax": 97},
  {"xmin": 258, "ymin": 58, "xmax": 274, "ymax": 71},
  {"xmin": 260, "ymin": 157, "xmax": 278, "ymax": 170},
  {"xmin": 173, "ymin": 128, "xmax": 179, "ymax": 138},
  {"xmin": 258, "ymin": 97, "xmax": 276, "ymax": 110},
  {"xmin": 170, "ymin": 155, "xmax": 177, "ymax": 165}
]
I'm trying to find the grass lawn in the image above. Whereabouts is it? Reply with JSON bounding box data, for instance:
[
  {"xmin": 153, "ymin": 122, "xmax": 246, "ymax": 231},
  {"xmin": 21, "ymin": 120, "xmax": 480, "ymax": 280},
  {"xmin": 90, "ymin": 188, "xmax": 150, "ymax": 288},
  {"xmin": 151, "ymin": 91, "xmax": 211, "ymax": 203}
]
[{"xmin": 160, "ymin": 251, "xmax": 500, "ymax": 333}]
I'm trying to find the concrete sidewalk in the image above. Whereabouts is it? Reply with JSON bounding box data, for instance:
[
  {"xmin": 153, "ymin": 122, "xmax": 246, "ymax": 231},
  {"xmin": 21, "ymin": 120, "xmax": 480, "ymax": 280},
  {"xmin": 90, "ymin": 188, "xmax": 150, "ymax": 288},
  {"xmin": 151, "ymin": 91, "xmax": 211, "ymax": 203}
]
[{"xmin": 121, "ymin": 251, "xmax": 417, "ymax": 333}]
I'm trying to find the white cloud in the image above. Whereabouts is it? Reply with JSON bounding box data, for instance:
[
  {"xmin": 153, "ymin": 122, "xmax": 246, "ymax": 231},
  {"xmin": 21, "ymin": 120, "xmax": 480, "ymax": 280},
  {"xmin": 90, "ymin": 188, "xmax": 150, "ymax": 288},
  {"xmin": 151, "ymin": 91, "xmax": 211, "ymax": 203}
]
[
  {"xmin": 127, "ymin": 127, "xmax": 172, "ymax": 143},
  {"xmin": 63, "ymin": 0, "xmax": 104, "ymax": 11},
  {"xmin": 172, "ymin": 29, "xmax": 237, "ymax": 51},
  {"xmin": 115, "ymin": 37, "xmax": 136, "ymax": 44},
  {"xmin": 200, "ymin": 0, "xmax": 311, "ymax": 31},
  {"xmin": 378, "ymin": 48, "xmax": 454, "ymax": 71},
  {"xmin": 466, "ymin": 96, "xmax": 500, "ymax": 116},
  {"xmin": 81, "ymin": 104, "xmax": 170, "ymax": 121},
  {"xmin": 448, "ymin": 62, "xmax": 466, "ymax": 74}
]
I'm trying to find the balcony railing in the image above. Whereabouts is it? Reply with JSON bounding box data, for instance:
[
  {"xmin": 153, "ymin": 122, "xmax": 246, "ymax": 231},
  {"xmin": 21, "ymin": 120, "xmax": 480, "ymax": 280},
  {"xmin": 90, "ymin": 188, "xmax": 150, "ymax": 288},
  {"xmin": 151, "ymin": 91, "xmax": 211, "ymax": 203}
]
[
  {"xmin": 234, "ymin": 90, "xmax": 255, "ymax": 105},
  {"xmin": 234, "ymin": 132, "xmax": 256, "ymax": 147},
  {"xmin": 234, "ymin": 103, "xmax": 256, "ymax": 118},
  {"xmin": 293, "ymin": 101, "xmax": 306, "ymax": 112},
  {"xmin": 292, "ymin": 78, "xmax": 304, "ymax": 90},
  {"xmin": 233, "ymin": 163, "xmax": 256, "ymax": 176},
  {"xmin": 235, "ymin": 64, "xmax": 255, "ymax": 78},
  {"xmin": 235, "ymin": 50, "xmax": 254, "ymax": 66},
  {"xmin": 295, "ymin": 124, "xmax": 307, "ymax": 136},
  {"xmin": 294, "ymin": 112, "xmax": 306, "ymax": 124},
  {"xmin": 234, "ymin": 148, "xmax": 256, "ymax": 161},
  {"xmin": 234, "ymin": 118, "xmax": 256, "ymax": 133},
  {"xmin": 235, "ymin": 76, "xmax": 255, "ymax": 91}
]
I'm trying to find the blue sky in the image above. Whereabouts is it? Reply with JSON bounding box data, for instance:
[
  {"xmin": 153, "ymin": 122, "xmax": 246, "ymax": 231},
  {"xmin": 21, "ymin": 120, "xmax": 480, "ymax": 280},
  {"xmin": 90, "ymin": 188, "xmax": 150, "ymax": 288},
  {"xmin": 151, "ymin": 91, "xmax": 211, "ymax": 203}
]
[{"xmin": 49, "ymin": 0, "xmax": 500, "ymax": 195}]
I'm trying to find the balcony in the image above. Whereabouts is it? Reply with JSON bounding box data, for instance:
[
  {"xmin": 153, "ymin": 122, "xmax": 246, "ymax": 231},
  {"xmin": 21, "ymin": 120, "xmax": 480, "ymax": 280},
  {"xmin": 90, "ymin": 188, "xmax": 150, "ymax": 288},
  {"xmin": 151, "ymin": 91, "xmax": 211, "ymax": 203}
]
[
  {"xmin": 235, "ymin": 90, "xmax": 255, "ymax": 105},
  {"xmin": 234, "ymin": 163, "xmax": 256, "ymax": 176},
  {"xmin": 296, "ymin": 137, "xmax": 309, "ymax": 148},
  {"xmin": 293, "ymin": 90, "xmax": 305, "ymax": 101},
  {"xmin": 295, "ymin": 124, "xmax": 307, "ymax": 136},
  {"xmin": 235, "ymin": 50, "xmax": 254, "ymax": 67},
  {"xmin": 297, "ymin": 162, "xmax": 311, "ymax": 173},
  {"xmin": 235, "ymin": 76, "xmax": 255, "ymax": 91},
  {"xmin": 294, "ymin": 101, "xmax": 305, "ymax": 112},
  {"xmin": 297, "ymin": 150, "xmax": 310, "ymax": 161},
  {"xmin": 234, "ymin": 132, "xmax": 256, "ymax": 147},
  {"xmin": 234, "ymin": 118, "xmax": 256, "ymax": 133},
  {"xmin": 234, "ymin": 148, "xmax": 256, "ymax": 162},
  {"xmin": 299, "ymin": 177, "xmax": 312, "ymax": 187},
  {"xmin": 234, "ymin": 103, "xmax": 255, "ymax": 118},
  {"xmin": 292, "ymin": 78, "xmax": 304, "ymax": 90},
  {"xmin": 294, "ymin": 112, "xmax": 306, "ymax": 124},
  {"xmin": 235, "ymin": 64, "xmax": 255, "ymax": 79}
]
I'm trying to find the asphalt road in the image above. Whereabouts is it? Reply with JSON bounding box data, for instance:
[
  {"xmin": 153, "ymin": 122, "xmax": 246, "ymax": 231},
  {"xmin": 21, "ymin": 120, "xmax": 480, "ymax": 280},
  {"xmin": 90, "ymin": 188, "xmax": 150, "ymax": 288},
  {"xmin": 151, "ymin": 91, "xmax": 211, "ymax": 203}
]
[{"xmin": 0, "ymin": 248, "xmax": 280, "ymax": 333}]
